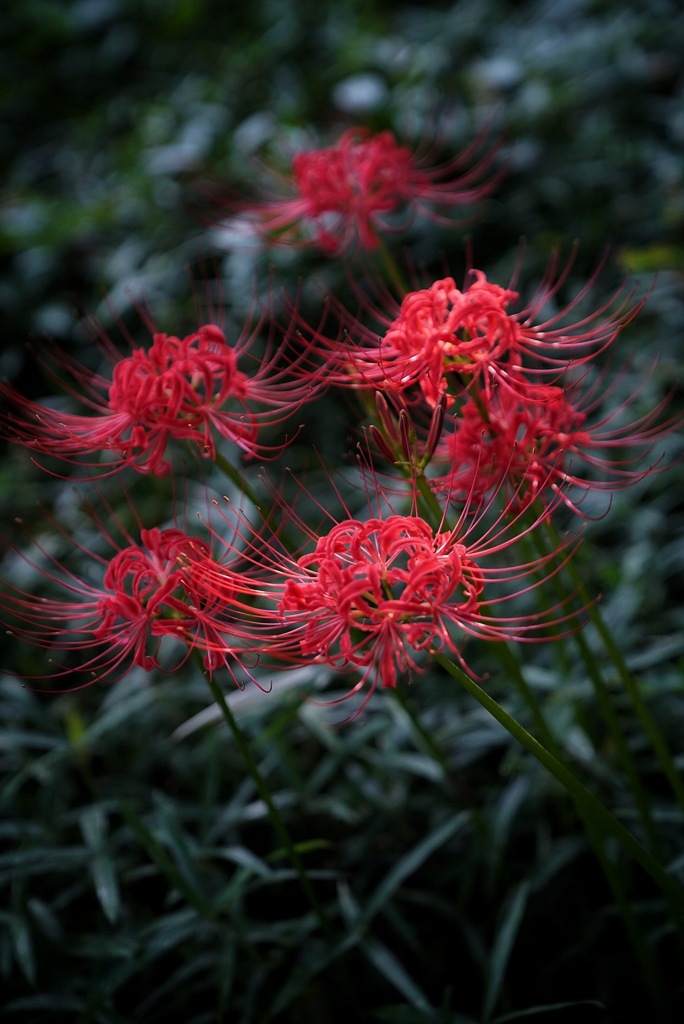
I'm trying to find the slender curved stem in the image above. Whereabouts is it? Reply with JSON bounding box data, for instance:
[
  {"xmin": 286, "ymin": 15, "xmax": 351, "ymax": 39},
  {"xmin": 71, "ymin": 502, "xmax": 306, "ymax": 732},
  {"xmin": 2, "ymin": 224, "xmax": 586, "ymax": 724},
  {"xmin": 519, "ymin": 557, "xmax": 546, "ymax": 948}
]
[
  {"xmin": 542, "ymin": 516, "xmax": 684, "ymax": 811},
  {"xmin": 373, "ymin": 235, "xmax": 408, "ymax": 296},
  {"xmin": 515, "ymin": 518, "xmax": 666, "ymax": 859},
  {"xmin": 490, "ymin": 640, "xmax": 670, "ymax": 1004},
  {"xmin": 197, "ymin": 658, "xmax": 332, "ymax": 940},
  {"xmin": 213, "ymin": 450, "xmax": 262, "ymax": 508},
  {"xmin": 434, "ymin": 651, "xmax": 684, "ymax": 919}
]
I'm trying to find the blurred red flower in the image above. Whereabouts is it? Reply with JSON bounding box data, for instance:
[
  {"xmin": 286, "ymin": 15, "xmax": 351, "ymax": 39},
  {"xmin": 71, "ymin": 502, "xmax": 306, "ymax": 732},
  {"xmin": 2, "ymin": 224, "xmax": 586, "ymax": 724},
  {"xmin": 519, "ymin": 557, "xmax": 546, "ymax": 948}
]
[{"xmin": 207, "ymin": 124, "xmax": 502, "ymax": 256}]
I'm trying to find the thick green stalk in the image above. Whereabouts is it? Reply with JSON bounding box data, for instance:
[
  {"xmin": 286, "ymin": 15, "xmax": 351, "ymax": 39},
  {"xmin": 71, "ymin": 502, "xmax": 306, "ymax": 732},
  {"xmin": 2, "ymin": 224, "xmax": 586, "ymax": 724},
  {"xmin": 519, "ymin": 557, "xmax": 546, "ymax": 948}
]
[
  {"xmin": 434, "ymin": 651, "xmax": 684, "ymax": 919},
  {"xmin": 493, "ymin": 642, "xmax": 557, "ymax": 750},
  {"xmin": 520, "ymin": 518, "xmax": 666, "ymax": 860},
  {"xmin": 542, "ymin": 516, "xmax": 684, "ymax": 811},
  {"xmin": 491, "ymin": 640, "xmax": 668, "ymax": 1005}
]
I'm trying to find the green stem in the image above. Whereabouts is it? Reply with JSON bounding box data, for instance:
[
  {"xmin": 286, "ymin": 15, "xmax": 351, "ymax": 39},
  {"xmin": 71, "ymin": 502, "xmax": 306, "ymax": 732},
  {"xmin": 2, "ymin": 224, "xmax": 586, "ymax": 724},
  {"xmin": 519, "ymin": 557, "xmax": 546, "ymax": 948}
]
[
  {"xmin": 415, "ymin": 471, "xmax": 447, "ymax": 527},
  {"xmin": 493, "ymin": 642, "xmax": 556, "ymax": 750},
  {"xmin": 373, "ymin": 235, "xmax": 408, "ymax": 296},
  {"xmin": 200, "ymin": 662, "xmax": 332, "ymax": 940},
  {"xmin": 213, "ymin": 450, "xmax": 262, "ymax": 508},
  {"xmin": 389, "ymin": 687, "xmax": 450, "ymax": 778},
  {"xmin": 491, "ymin": 640, "xmax": 669, "ymax": 1006},
  {"xmin": 521, "ymin": 518, "xmax": 666, "ymax": 860},
  {"xmin": 543, "ymin": 517, "xmax": 684, "ymax": 811},
  {"xmin": 434, "ymin": 651, "xmax": 684, "ymax": 919}
]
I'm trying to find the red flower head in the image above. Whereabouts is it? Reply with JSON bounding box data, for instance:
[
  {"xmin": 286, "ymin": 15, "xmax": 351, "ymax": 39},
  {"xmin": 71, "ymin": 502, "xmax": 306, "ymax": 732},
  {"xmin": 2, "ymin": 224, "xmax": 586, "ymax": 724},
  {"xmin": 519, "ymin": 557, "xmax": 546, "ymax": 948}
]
[
  {"xmin": 1, "ymin": 510, "xmax": 245, "ymax": 689},
  {"xmin": 1, "ymin": 311, "xmax": 325, "ymax": 479},
  {"xmin": 378, "ymin": 272, "xmax": 521, "ymax": 405},
  {"xmin": 209, "ymin": 124, "xmax": 502, "ymax": 256},
  {"xmin": 186, "ymin": 467, "xmax": 581, "ymax": 716},
  {"xmin": 289, "ymin": 252, "xmax": 645, "ymax": 408},
  {"xmin": 432, "ymin": 369, "xmax": 679, "ymax": 516},
  {"xmin": 276, "ymin": 514, "xmax": 486, "ymax": 692}
]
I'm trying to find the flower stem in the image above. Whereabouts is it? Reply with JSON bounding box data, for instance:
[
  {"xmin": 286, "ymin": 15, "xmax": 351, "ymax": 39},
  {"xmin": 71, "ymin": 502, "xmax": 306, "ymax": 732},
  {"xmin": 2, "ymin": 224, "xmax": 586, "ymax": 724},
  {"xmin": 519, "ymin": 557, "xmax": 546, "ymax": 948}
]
[
  {"xmin": 542, "ymin": 517, "xmax": 684, "ymax": 811},
  {"xmin": 199, "ymin": 660, "xmax": 332, "ymax": 940},
  {"xmin": 518, "ymin": 518, "xmax": 667, "ymax": 860},
  {"xmin": 434, "ymin": 651, "xmax": 684, "ymax": 919},
  {"xmin": 213, "ymin": 450, "xmax": 262, "ymax": 508},
  {"xmin": 373, "ymin": 235, "xmax": 408, "ymax": 296},
  {"xmin": 493, "ymin": 642, "xmax": 557, "ymax": 750},
  {"xmin": 491, "ymin": 640, "xmax": 672, "ymax": 1006}
]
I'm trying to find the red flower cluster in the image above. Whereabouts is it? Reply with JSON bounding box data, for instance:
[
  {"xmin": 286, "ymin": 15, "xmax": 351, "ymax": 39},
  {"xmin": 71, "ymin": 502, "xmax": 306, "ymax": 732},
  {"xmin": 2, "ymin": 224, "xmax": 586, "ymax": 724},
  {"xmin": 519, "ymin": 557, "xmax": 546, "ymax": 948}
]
[
  {"xmin": 2, "ymin": 116, "xmax": 678, "ymax": 712},
  {"xmin": 0, "ymin": 316, "xmax": 324, "ymax": 478},
  {"xmin": 282, "ymin": 250, "xmax": 673, "ymax": 520},
  {"xmin": 430, "ymin": 371, "xmax": 675, "ymax": 514},
  {"xmin": 169, "ymin": 469, "xmax": 581, "ymax": 711},
  {"xmin": 277, "ymin": 514, "xmax": 485, "ymax": 691},
  {"xmin": 1, "ymin": 521, "xmax": 243, "ymax": 688},
  {"xmin": 0, "ymin": 467, "xmax": 577, "ymax": 705},
  {"xmin": 350, "ymin": 272, "xmax": 523, "ymax": 405},
  {"xmin": 209, "ymin": 125, "xmax": 501, "ymax": 256},
  {"xmin": 293, "ymin": 258, "xmax": 643, "ymax": 408}
]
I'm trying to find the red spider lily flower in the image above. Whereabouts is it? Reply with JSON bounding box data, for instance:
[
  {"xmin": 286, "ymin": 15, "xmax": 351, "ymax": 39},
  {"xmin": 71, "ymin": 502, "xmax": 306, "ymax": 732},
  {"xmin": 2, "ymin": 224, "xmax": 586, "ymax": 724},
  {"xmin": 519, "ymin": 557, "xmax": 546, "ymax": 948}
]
[
  {"xmin": 207, "ymin": 124, "xmax": 502, "ymax": 256},
  {"xmin": 377, "ymin": 272, "xmax": 521, "ymax": 406},
  {"xmin": 184, "ymin": 467, "xmax": 582, "ymax": 715},
  {"xmin": 0, "ymin": 311, "xmax": 325, "ymax": 479},
  {"xmin": 1, "ymin": 513, "xmax": 247, "ymax": 690},
  {"xmin": 288, "ymin": 252, "xmax": 645, "ymax": 406},
  {"xmin": 431, "ymin": 369, "xmax": 680, "ymax": 516}
]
